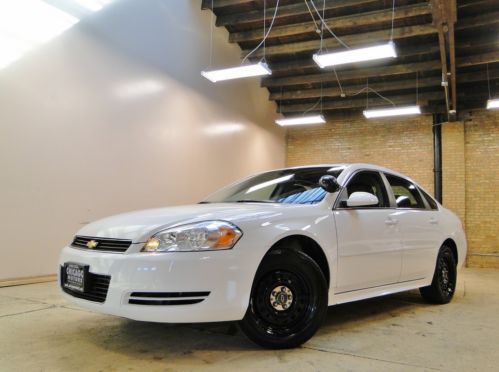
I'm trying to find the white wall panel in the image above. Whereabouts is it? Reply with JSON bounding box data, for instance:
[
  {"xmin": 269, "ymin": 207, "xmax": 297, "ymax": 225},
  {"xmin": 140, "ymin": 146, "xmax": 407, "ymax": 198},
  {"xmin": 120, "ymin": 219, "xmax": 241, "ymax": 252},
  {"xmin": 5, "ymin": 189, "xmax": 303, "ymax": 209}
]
[{"xmin": 0, "ymin": 0, "xmax": 285, "ymax": 280}]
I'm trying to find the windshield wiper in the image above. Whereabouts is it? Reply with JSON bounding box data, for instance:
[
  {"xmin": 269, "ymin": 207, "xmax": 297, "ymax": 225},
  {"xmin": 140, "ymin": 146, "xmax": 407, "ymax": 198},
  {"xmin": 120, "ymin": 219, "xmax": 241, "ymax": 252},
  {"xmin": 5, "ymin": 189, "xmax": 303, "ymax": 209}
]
[
  {"xmin": 234, "ymin": 199, "xmax": 275, "ymax": 203},
  {"xmin": 198, "ymin": 201, "xmax": 211, "ymax": 204}
]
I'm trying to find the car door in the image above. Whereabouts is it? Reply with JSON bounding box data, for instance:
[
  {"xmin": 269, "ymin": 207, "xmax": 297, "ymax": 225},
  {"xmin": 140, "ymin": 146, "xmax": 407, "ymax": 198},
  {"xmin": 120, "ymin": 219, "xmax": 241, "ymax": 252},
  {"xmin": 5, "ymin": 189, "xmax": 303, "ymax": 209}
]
[
  {"xmin": 383, "ymin": 173, "xmax": 442, "ymax": 281},
  {"xmin": 334, "ymin": 170, "xmax": 402, "ymax": 293}
]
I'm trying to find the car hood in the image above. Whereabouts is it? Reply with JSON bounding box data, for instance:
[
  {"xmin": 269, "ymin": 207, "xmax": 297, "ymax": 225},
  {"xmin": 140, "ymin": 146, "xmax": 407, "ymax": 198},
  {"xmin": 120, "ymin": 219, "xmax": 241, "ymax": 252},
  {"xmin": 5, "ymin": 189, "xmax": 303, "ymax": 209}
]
[{"xmin": 76, "ymin": 203, "xmax": 307, "ymax": 242}]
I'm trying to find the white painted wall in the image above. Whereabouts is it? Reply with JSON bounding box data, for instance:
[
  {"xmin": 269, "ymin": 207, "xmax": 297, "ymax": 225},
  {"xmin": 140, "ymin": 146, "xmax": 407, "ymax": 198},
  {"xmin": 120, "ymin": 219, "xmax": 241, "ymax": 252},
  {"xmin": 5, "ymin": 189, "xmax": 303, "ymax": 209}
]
[{"xmin": 0, "ymin": 0, "xmax": 285, "ymax": 280}]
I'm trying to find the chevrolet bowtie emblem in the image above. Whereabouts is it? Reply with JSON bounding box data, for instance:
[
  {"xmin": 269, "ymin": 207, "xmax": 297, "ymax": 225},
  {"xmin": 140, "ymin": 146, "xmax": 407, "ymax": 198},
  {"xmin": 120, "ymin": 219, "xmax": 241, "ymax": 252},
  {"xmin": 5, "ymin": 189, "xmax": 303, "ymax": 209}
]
[{"xmin": 86, "ymin": 240, "xmax": 98, "ymax": 249}]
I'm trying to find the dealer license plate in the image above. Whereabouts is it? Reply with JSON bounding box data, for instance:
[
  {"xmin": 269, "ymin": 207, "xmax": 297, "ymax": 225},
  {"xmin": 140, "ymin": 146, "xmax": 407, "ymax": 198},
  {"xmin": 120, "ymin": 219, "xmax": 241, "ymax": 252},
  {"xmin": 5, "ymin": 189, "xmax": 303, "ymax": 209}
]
[{"xmin": 63, "ymin": 263, "xmax": 88, "ymax": 292}]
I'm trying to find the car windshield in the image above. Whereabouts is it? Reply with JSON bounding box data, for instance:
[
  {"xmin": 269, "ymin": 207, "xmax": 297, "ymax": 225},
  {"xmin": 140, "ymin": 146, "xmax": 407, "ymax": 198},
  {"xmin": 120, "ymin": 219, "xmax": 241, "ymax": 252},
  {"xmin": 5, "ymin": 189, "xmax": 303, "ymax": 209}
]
[{"xmin": 203, "ymin": 166, "xmax": 345, "ymax": 205}]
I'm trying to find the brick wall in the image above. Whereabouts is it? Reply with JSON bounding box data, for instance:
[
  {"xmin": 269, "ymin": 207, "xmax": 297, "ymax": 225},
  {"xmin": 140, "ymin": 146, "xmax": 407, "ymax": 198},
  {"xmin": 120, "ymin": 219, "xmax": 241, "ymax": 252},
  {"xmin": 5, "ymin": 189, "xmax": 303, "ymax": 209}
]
[
  {"xmin": 286, "ymin": 110, "xmax": 499, "ymax": 267},
  {"xmin": 463, "ymin": 110, "xmax": 499, "ymax": 268},
  {"xmin": 287, "ymin": 115, "xmax": 434, "ymax": 193}
]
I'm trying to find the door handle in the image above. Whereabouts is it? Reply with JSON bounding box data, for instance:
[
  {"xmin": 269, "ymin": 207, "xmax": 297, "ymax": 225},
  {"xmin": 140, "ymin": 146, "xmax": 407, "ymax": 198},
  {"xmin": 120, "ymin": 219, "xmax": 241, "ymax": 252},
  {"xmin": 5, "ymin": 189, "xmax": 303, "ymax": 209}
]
[
  {"xmin": 429, "ymin": 218, "xmax": 439, "ymax": 225},
  {"xmin": 385, "ymin": 218, "xmax": 398, "ymax": 225}
]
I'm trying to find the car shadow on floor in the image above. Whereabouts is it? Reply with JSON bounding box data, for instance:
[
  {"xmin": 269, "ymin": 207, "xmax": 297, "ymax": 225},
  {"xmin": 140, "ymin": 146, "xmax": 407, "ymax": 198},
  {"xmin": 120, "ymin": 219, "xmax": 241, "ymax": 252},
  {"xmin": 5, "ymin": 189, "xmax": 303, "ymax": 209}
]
[{"xmin": 78, "ymin": 289, "xmax": 430, "ymax": 358}]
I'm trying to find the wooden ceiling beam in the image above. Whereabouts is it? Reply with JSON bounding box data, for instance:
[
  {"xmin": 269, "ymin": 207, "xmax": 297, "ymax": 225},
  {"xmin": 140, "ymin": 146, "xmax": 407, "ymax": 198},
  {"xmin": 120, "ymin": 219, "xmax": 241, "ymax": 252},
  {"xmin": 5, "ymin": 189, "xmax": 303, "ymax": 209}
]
[
  {"xmin": 242, "ymin": 24, "xmax": 436, "ymax": 58},
  {"xmin": 270, "ymin": 68, "xmax": 499, "ymax": 100},
  {"xmin": 213, "ymin": 0, "xmax": 380, "ymax": 27},
  {"xmin": 203, "ymin": 0, "xmax": 493, "ymax": 115},
  {"xmin": 455, "ymin": 11, "xmax": 499, "ymax": 30},
  {"xmin": 267, "ymin": 43, "xmax": 440, "ymax": 73},
  {"xmin": 457, "ymin": 51, "xmax": 499, "ymax": 68},
  {"xmin": 457, "ymin": 67, "xmax": 499, "ymax": 83},
  {"xmin": 278, "ymin": 91, "xmax": 443, "ymax": 113},
  {"xmin": 263, "ymin": 52, "xmax": 497, "ymax": 88},
  {"xmin": 262, "ymin": 60, "xmax": 442, "ymax": 87},
  {"xmin": 229, "ymin": 3, "xmax": 430, "ymax": 43},
  {"xmin": 270, "ymin": 75, "xmax": 441, "ymax": 100},
  {"xmin": 201, "ymin": 0, "xmax": 256, "ymax": 10}
]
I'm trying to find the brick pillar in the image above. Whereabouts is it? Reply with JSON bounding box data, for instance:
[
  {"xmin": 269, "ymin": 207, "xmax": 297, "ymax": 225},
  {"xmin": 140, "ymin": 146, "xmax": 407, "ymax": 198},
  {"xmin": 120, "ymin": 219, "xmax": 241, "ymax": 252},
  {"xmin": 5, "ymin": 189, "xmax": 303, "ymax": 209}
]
[{"xmin": 441, "ymin": 121, "xmax": 468, "ymax": 265}]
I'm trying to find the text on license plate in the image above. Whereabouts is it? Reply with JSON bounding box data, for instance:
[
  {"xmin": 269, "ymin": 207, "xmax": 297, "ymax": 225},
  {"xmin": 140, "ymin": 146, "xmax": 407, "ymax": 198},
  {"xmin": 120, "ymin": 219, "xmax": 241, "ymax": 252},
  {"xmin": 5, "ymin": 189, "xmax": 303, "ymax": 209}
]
[{"xmin": 63, "ymin": 263, "xmax": 88, "ymax": 292}]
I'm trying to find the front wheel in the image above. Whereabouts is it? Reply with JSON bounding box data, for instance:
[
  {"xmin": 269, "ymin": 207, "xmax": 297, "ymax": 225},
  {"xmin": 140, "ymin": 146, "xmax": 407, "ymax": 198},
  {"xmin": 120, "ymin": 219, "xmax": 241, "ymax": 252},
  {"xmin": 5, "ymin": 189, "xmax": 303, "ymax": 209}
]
[
  {"xmin": 420, "ymin": 245, "xmax": 457, "ymax": 304},
  {"xmin": 239, "ymin": 249, "xmax": 328, "ymax": 349}
]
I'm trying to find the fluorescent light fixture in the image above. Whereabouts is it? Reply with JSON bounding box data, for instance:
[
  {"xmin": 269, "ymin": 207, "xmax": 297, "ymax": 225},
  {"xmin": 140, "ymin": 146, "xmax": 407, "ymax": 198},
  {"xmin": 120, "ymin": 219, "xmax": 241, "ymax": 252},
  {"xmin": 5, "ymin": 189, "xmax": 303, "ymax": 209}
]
[
  {"xmin": 313, "ymin": 42, "xmax": 397, "ymax": 68},
  {"xmin": 363, "ymin": 105, "xmax": 421, "ymax": 119},
  {"xmin": 275, "ymin": 115, "xmax": 326, "ymax": 126},
  {"xmin": 247, "ymin": 174, "xmax": 294, "ymax": 194},
  {"xmin": 487, "ymin": 98, "xmax": 499, "ymax": 110},
  {"xmin": 201, "ymin": 62, "xmax": 271, "ymax": 82}
]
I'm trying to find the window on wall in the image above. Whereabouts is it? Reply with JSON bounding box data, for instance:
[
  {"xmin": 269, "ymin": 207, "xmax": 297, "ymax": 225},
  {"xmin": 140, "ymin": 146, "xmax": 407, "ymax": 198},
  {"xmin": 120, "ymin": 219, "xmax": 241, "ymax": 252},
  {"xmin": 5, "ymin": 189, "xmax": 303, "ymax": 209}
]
[{"xmin": 385, "ymin": 174, "xmax": 425, "ymax": 209}]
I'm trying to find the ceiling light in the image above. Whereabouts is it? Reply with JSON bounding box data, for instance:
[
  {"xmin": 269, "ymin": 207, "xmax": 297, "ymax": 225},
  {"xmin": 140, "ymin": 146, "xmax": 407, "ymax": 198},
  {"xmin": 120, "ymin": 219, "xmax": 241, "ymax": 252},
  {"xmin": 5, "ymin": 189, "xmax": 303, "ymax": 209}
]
[
  {"xmin": 363, "ymin": 105, "xmax": 421, "ymax": 119},
  {"xmin": 275, "ymin": 115, "xmax": 326, "ymax": 126},
  {"xmin": 201, "ymin": 62, "xmax": 271, "ymax": 83},
  {"xmin": 313, "ymin": 42, "xmax": 397, "ymax": 68},
  {"xmin": 487, "ymin": 98, "xmax": 499, "ymax": 110}
]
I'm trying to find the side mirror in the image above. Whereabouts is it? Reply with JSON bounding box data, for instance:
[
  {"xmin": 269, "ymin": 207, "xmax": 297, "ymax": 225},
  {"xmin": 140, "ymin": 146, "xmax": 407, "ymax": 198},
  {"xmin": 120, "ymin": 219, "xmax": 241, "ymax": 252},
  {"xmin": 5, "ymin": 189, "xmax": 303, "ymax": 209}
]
[
  {"xmin": 319, "ymin": 175, "xmax": 340, "ymax": 193},
  {"xmin": 346, "ymin": 192, "xmax": 379, "ymax": 207}
]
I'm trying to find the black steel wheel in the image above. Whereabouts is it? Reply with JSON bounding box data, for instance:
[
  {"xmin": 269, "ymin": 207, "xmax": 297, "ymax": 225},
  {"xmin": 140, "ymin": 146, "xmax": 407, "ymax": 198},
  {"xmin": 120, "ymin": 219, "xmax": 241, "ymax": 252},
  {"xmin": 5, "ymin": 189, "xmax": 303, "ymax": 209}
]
[
  {"xmin": 240, "ymin": 249, "xmax": 328, "ymax": 349},
  {"xmin": 420, "ymin": 245, "xmax": 457, "ymax": 304}
]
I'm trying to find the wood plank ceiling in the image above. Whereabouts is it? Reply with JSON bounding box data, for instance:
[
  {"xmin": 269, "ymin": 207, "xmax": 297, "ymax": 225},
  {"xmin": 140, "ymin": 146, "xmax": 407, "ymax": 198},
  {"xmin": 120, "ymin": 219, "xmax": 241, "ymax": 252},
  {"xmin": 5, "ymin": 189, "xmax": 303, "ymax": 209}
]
[{"xmin": 201, "ymin": 0, "xmax": 499, "ymax": 120}]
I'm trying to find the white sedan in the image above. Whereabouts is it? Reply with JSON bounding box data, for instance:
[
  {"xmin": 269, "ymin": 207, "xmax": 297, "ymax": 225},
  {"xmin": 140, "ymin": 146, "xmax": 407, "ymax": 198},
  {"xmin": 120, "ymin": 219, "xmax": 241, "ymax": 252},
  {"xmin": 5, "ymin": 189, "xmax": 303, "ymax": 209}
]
[{"xmin": 59, "ymin": 163, "xmax": 466, "ymax": 348}]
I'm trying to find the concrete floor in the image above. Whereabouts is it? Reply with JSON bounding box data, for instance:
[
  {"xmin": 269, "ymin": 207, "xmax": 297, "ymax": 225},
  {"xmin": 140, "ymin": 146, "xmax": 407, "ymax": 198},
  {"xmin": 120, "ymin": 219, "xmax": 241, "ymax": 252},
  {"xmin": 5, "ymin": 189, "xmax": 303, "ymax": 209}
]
[{"xmin": 0, "ymin": 268, "xmax": 498, "ymax": 372}]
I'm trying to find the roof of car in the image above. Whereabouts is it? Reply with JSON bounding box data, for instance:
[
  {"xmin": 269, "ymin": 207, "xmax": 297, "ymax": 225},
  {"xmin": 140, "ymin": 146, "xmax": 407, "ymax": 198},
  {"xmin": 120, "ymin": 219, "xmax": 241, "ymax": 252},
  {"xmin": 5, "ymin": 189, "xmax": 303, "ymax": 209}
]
[
  {"xmin": 273, "ymin": 163, "xmax": 414, "ymax": 184},
  {"xmin": 281, "ymin": 163, "xmax": 403, "ymax": 175}
]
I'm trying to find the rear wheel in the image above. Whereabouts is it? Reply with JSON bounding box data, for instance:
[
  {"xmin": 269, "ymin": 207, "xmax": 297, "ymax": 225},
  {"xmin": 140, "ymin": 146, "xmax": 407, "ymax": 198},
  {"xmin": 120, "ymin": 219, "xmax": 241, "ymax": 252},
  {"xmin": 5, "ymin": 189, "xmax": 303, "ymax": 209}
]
[
  {"xmin": 239, "ymin": 249, "xmax": 328, "ymax": 349},
  {"xmin": 420, "ymin": 245, "xmax": 457, "ymax": 304}
]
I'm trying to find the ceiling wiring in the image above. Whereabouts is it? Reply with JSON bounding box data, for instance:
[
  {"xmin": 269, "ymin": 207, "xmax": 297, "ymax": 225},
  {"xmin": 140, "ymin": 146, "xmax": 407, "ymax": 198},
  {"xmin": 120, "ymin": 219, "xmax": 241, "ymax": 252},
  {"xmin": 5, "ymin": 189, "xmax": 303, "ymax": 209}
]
[
  {"xmin": 486, "ymin": 63, "xmax": 492, "ymax": 99},
  {"xmin": 346, "ymin": 85, "xmax": 397, "ymax": 108},
  {"xmin": 208, "ymin": 0, "xmax": 214, "ymax": 68},
  {"xmin": 241, "ymin": 0, "xmax": 280, "ymax": 64},
  {"xmin": 309, "ymin": 0, "xmax": 350, "ymax": 49},
  {"xmin": 390, "ymin": 0, "xmax": 396, "ymax": 42}
]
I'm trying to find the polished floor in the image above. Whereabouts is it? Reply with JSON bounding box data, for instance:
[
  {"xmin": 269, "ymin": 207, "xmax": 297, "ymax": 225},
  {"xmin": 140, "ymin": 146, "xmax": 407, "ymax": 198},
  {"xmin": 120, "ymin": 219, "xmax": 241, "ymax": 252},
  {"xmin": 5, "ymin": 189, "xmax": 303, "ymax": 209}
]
[{"xmin": 0, "ymin": 268, "xmax": 498, "ymax": 371}]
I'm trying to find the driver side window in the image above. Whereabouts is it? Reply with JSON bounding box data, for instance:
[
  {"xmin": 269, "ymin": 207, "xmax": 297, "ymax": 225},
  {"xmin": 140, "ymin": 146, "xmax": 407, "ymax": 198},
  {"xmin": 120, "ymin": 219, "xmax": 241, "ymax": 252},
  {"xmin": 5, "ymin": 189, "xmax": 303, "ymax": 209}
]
[{"xmin": 339, "ymin": 171, "xmax": 389, "ymax": 208}]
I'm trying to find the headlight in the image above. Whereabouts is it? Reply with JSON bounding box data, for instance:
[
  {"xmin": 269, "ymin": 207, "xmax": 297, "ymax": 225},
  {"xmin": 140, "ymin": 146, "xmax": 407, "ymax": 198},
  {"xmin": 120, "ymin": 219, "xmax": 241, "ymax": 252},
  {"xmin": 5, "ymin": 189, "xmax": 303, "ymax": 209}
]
[{"xmin": 142, "ymin": 221, "xmax": 242, "ymax": 252}]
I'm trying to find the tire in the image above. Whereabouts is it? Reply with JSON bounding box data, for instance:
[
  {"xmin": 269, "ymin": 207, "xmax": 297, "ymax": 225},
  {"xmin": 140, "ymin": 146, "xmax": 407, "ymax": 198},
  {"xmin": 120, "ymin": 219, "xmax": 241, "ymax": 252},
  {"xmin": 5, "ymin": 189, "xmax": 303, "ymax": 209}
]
[
  {"xmin": 239, "ymin": 248, "xmax": 328, "ymax": 349},
  {"xmin": 420, "ymin": 245, "xmax": 457, "ymax": 304}
]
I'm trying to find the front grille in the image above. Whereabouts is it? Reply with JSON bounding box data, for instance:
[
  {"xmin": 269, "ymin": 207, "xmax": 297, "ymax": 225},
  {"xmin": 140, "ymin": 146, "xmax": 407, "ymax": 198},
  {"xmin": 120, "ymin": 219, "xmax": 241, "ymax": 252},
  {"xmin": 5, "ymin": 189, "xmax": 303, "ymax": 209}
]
[
  {"xmin": 71, "ymin": 236, "xmax": 132, "ymax": 253},
  {"xmin": 128, "ymin": 291, "xmax": 210, "ymax": 306},
  {"xmin": 60, "ymin": 266, "xmax": 111, "ymax": 303}
]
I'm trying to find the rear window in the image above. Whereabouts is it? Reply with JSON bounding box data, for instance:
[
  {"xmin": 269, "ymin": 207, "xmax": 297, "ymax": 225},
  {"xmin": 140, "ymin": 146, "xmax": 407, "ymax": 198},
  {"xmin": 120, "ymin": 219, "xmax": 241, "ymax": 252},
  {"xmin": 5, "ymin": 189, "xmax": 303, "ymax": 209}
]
[
  {"xmin": 385, "ymin": 174, "xmax": 425, "ymax": 209},
  {"xmin": 419, "ymin": 188, "xmax": 439, "ymax": 210}
]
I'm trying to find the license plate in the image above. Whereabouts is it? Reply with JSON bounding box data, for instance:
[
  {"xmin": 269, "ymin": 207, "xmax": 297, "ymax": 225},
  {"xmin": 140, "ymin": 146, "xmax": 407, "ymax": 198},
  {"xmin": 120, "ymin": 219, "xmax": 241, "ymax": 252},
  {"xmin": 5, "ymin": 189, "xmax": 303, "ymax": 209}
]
[{"xmin": 63, "ymin": 263, "xmax": 89, "ymax": 292}]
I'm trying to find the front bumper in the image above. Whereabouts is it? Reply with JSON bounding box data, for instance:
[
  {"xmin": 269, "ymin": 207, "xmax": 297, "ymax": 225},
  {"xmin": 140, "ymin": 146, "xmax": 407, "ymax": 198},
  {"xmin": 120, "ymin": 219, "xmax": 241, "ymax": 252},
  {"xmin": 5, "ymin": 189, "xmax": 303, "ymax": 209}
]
[{"xmin": 58, "ymin": 245, "xmax": 256, "ymax": 323}]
